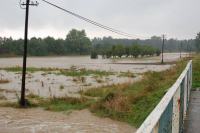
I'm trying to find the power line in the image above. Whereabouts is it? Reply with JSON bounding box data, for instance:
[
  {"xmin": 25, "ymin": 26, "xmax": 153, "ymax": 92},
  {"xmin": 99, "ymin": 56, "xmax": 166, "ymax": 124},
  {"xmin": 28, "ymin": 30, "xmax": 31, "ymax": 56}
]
[{"xmin": 40, "ymin": 0, "xmax": 145, "ymax": 39}]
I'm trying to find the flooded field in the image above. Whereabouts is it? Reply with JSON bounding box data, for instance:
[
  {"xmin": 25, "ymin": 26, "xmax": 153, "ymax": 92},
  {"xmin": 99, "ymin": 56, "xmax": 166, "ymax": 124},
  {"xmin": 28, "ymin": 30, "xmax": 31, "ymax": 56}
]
[
  {"xmin": 0, "ymin": 53, "xmax": 188, "ymax": 133},
  {"xmin": 0, "ymin": 53, "xmax": 187, "ymax": 100},
  {"xmin": 0, "ymin": 70, "xmax": 141, "ymax": 100},
  {"xmin": 0, "ymin": 53, "xmax": 188, "ymax": 73},
  {"xmin": 0, "ymin": 53, "xmax": 186, "ymax": 100}
]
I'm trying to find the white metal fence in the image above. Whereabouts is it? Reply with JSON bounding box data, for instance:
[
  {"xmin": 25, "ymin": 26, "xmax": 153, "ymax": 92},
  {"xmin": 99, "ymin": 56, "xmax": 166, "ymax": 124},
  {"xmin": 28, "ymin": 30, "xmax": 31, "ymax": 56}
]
[{"xmin": 136, "ymin": 60, "xmax": 192, "ymax": 133}]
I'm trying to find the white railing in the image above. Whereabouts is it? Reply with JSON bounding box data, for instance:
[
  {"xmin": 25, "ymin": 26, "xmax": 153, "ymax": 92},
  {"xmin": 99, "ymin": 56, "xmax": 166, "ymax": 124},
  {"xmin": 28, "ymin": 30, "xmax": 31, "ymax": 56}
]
[{"xmin": 136, "ymin": 60, "xmax": 192, "ymax": 133}]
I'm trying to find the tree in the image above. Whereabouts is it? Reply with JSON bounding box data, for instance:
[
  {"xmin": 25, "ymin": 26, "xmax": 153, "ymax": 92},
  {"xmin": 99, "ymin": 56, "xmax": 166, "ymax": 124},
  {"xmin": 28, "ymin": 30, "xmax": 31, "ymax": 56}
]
[
  {"xmin": 130, "ymin": 44, "xmax": 141, "ymax": 58},
  {"xmin": 90, "ymin": 50, "xmax": 98, "ymax": 59},
  {"xmin": 156, "ymin": 49, "xmax": 161, "ymax": 56},
  {"xmin": 66, "ymin": 29, "xmax": 91, "ymax": 55},
  {"xmin": 111, "ymin": 44, "xmax": 125, "ymax": 58},
  {"xmin": 92, "ymin": 36, "xmax": 196, "ymax": 53},
  {"xmin": 44, "ymin": 36, "xmax": 56, "ymax": 55},
  {"xmin": 125, "ymin": 46, "xmax": 130, "ymax": 57},
  {"xmin": 115, "ymin": 44, "xmax": 125, "ymax": 58},
  {"xmin": 0, "ymin": 30, "xmax": 197, "ymax": 57},
  {"xmin": 28, "ymin": 37, "xmax": 47, "ymax": 56},
  {"xmin": 105, "ymin": 50, "xmax": 112, "ymax": 58},
  {"xmin": 111, "ymin": 45, "xmax": 117, "ymax": 57},
  {"xmin": 195, "ymin": 32, "xmax": 200, "ymax": 52},
  {"xmin": 140, "ymin": 45, "xmax": 148, "ymax": 57}
]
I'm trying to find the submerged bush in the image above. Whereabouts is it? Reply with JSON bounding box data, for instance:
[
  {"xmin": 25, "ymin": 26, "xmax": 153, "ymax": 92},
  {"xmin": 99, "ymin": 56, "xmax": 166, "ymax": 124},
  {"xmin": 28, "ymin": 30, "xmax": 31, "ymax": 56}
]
[{"xmin": 90, "ymin": 50, "xmax": 98, "ymax": 59}]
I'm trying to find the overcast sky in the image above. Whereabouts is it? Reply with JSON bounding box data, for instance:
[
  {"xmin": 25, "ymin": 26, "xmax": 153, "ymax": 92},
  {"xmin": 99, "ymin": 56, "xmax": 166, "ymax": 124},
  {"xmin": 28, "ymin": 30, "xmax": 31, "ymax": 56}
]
[{"xmin": 0, "ymin": 0, "xmax": 200, "ymax": 39}]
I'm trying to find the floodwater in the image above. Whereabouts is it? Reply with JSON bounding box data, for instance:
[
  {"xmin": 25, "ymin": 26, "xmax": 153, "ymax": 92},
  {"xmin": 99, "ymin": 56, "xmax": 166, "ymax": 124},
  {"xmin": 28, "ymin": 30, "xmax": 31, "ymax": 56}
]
[
  {"xmin": 0, "ymin": 70, "xmax": 141, "ymax": 100},
  {"xmin": 0, "ymin": 53, "xmax": 187, "ymax": 100},
  {"xmin": 0, "ymin": 53, "xmax": 187, "ymax": 133},
  {"xmin": 0, "ymin": 107, "xmax": 136, "ymax": 133},
  {"xmin": 0, "ymin": 53, "xmax": 188, "ymax": 73}
]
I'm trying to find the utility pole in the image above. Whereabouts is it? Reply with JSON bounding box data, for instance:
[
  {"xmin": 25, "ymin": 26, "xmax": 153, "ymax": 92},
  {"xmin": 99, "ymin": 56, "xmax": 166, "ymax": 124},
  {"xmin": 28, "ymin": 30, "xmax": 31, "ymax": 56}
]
[
  {"xmin": 180, "ymin": 42, "xmax": 182, "ymax": 59},
  {"xmin": 20, "ymin": 0, "xmax": 38, "ymax": 107},
  {"xmin": 187, "ymin": 41, "xmax": 191, "ymax": 58},
  {"xmin": 161, "ymin": 34, "xmax": 165, "ymax": 64}
]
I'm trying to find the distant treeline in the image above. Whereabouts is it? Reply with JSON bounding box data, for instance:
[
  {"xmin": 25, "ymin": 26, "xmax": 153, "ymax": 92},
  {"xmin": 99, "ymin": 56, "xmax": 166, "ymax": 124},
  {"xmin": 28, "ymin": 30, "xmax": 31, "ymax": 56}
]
[
  {"xmin": 0, "ymin": 29, "xmax": 199, "ymax": 57},
  {"xmin": 92, "ymin": 36, "xmax": 196, "ymax": 54},
  {"xmin": 0, "ymin": 29, "xmax": 92, "ymax": 56}
]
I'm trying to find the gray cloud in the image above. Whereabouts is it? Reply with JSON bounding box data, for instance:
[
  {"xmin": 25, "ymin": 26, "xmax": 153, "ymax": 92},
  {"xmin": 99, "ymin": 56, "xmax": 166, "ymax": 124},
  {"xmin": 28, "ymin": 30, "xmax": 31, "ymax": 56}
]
[{"xmin": 0, "ymin": 0, "xmax": 200, "ymax": 39}]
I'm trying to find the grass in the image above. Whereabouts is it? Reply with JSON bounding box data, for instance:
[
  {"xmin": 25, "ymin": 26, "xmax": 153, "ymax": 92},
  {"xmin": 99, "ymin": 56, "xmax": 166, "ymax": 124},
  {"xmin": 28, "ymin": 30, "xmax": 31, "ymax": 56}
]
[
  {"xmin": 72, "ymin": 76, "xmax": 86, "ymax": 83},
  {"xmin": 0, "ymin": 66, "xmax": 114, "ymax": 77},
  {"xmin": 0, "ymin": 94, "xmax": 6, "ymax": 100},
  {"xmin": 82, "ymin": 59, "xmax": 188, "ymax": 127},
  {"xmin": 42, "ymin": 97, "xmax": 94, "ymax": 111},
  {"xmin": 82, "ymin": 84, "xmax": 129, "ymax": 98},
  {"xmin": 119, "ymin": 71, "xmax": 135, "ymax": 78},
  {"xmin": 0, "ymin": 93, "xmax": 95, "ymax": 112},
  {"xmin": 93, "ymin": 76, "xmax": 105, "ymax": 83},
  {"xmin": 59, "ymin": 85, "xmax": 65, "ymax": 90},
  {"xmin": 0, "ymin": 66, "xmax": 58, "ymax": 73},
  {"xmin": 192, "ymin": 54, "xmax": 200, "ymax": 88},
  {"xmin": 59, "ymin": 68, "xmax": 114, "ymax": 77}
]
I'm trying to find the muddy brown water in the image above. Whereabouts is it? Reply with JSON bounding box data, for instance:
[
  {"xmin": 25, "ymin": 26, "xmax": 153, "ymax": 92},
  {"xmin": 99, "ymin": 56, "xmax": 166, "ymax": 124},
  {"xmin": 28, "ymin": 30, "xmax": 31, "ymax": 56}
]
[
  {"xmin": 0, "ymin": 70, "xmax": 141, "ymax": 100},
  {"xmin": 0, "ymin": 53, "xmax": 188, "ymax": 73},
  {"xmin": 0, "ymin": 107, "xmax": 136, "ymax": 133},
  {"xmin": 0, "ymin": 53, "xmax": 187, "ymax": 133},
  {"xmin": 0, "ymin": 53, "xmax": 186, "ymax": 100}
]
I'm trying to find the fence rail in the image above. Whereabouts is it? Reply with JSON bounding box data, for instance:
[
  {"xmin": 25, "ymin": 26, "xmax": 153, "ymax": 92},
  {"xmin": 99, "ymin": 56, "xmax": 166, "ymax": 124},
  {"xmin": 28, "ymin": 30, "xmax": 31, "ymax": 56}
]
[{"xmin": 136, "ymin": 60, "xmax": 192, "ymax": 133}]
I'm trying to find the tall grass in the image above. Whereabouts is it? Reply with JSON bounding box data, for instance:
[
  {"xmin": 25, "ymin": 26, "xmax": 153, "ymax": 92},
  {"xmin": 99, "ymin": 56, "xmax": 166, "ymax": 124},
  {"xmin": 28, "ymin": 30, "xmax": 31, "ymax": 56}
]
[
  {"xmin": 0, "ymin": 67, "xmax": 114, "ymax": 77},
  {"xmin": 0, "ymin": 67, "xmax": 58, "ymax": 73},
  {"xmin": 59, "ymin": 68, "xmax": 114, "ymax": 77},
  {"xmin": 83, "ymin": 59, "xmax": 188, "ymax": 127},
  {"xmin": 0, "ymin": 93, "xmax": 96, "ymax": 112},
  {"xmin": 192, "ymin": 54, "xmax": 200, "ymax": 88}
]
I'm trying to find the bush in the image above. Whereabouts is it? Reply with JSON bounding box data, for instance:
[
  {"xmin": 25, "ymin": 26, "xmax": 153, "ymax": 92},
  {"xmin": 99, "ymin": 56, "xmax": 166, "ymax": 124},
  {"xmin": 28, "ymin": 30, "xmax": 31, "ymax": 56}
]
[{"xmin": 90, "ymin": 50, "xmax": 98, "ymax": 59}]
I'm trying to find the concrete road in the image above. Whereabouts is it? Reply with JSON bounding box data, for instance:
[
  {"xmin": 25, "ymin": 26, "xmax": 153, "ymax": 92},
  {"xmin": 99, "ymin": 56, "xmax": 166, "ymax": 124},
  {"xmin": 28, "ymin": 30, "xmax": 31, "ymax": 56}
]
[{"xmin": 184, "ymin": 90, "xmax": 200, "ymax": 133}]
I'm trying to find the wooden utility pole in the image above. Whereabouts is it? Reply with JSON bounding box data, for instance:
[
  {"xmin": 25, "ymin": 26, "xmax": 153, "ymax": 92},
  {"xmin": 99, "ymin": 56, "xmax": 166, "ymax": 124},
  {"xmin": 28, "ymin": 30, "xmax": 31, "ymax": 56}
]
[
  {"xmin": 161, "ymin": 34, "xmax": 165, "ymax": 64},
  {"xmin": 187, "ymin": 41, "xmax": 191, "ymax": 58},
  {"xmin": 20, "ymin": 0, "xmax": 38, "ymax": 107},
  {"xmin": 180, "ymin": 42, "xmax": 182, "ymax": 59}
]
